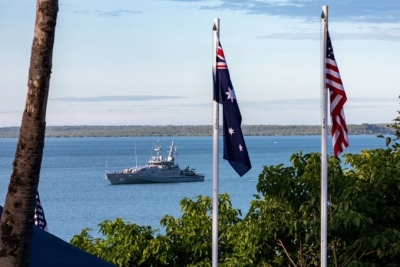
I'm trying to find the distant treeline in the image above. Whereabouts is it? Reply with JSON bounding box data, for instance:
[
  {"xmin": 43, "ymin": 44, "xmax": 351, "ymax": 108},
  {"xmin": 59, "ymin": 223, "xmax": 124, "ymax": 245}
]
[{"xmin": 0, "ymin": 124, "xmax": 394, "ymax": 138}]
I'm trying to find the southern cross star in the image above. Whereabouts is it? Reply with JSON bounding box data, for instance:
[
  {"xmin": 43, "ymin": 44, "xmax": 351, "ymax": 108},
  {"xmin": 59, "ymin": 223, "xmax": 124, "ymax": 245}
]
[
  {"xmin": 225, "ymin": 87, "xmax": 236, "ymax": 103},
  {"xmin": 239, "ymin": 144, "xmax": 243, "ymax": 152},
  {"xmin": 228, "ymin": 127, "xmax": 234, "ymax": 135}
]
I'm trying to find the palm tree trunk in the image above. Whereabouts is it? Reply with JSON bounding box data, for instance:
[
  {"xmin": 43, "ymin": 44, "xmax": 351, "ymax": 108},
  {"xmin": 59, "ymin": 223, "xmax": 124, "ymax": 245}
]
[{"xmin": 0, "ymin": 1, "xmax": 58, "ymax": 266}]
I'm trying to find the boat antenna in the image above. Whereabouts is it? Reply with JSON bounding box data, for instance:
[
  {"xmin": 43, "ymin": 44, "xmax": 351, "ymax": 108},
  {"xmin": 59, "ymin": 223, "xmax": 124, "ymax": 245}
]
[
  {"xmin": 134, "ymin": 141, "xmax": 138, "ymax": 168},
  {"xmin": 105, "ymin": 160, "xmax": 108, "ymax": 179}
]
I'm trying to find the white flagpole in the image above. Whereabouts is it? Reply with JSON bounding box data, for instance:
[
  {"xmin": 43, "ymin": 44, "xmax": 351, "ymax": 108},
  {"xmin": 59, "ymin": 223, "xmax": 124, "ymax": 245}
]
[
  {"xmin": 212, "ymin": 18, "xmax": 220, "ymax": 267},
  {"xmin": 321, "ymin": 5, "xmax": 328, "ymax": 267}
]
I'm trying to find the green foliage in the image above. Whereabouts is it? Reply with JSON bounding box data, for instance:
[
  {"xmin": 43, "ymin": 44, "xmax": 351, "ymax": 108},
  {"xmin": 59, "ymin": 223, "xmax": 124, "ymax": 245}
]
[
  {"xmin": 71, "ymin": 194, "xmax": 243, "ymax": 266},
  {"xmin": 70, "ymin": 218, "xmax": 156, "ymax": 266},
  {"xmin": 248, "ymin": 150, "xmax": 400, "ymax": 266},
  {"xmin": 377, "ymin": 96, "xmax": 400, "ymax": 150},
  {"xmin": 156, "ymin": 194, "xmax": 243, "ymax": 266},
  {"xmin": 71, "ymin": 150, "xmax": 400, "ymax": 267},
  {"xmin": 342, "ymin": 149, "xmax": 400, "ymax": 264}
]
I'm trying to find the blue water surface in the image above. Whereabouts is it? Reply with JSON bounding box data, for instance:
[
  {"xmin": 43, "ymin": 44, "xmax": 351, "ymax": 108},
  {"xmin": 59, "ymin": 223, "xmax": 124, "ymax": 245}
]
[{"xmin": 0, "ymin": 135, "xmax": 385, "ymax": 242}]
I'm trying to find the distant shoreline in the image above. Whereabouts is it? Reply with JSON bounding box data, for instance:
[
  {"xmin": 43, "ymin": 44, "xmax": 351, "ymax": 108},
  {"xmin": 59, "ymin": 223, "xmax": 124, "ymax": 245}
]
[{"xmin": 0, "ymin": 124, "xmax": 394, "ymax": 138}]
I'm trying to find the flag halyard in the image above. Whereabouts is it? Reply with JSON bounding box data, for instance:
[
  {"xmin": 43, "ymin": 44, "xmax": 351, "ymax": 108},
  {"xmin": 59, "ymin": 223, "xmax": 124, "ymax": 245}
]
[
  {"xmin": 213, "ymin": 40, "xmax": 251, "ymax": 176},
  {"xmin": 326, "ymin": 32, "xmax": 349, "ymax": 157}
]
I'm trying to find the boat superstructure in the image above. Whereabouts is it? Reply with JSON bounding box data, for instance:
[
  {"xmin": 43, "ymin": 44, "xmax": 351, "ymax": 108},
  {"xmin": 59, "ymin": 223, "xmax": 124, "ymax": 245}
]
[{"xmin": 105, "ymin": 141, "xmax": 205, "ymax": 184}]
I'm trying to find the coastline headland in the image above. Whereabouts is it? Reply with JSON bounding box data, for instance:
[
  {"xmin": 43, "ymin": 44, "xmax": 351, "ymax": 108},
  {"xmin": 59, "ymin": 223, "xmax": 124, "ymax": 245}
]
[{"xmin": 0, "ymin": 124, "xmax": 394, "ymax": 138}]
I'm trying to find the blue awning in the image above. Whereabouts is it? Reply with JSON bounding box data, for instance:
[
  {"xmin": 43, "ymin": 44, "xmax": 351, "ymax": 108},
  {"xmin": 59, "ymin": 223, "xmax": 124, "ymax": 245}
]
[{"xmin": 1, "ymin": 206, "xmax": 115, "ymax": 267}]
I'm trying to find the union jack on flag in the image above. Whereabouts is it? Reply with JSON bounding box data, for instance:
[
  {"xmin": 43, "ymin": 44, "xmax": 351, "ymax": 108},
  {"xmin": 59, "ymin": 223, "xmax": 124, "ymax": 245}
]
[
  {"xmin": 326, "ymin": 31, "xmax": 349, "ymax": 157},
  {"xmin": 213, "ymin": 39, "xmax": 251, "ymax": 176}
]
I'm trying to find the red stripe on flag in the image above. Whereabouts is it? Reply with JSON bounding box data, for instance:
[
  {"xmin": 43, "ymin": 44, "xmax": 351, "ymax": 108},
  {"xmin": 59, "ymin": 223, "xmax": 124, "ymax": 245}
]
[{"xmin": 326, "ymin": 33, "xmax": 349, "ymax": 157}]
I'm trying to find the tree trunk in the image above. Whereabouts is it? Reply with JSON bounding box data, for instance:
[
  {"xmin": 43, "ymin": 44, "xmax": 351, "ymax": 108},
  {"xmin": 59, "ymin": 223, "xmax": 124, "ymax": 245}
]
[{"xmin": 0, "ymin": 1, "xmax": 58, "ymax": 266}]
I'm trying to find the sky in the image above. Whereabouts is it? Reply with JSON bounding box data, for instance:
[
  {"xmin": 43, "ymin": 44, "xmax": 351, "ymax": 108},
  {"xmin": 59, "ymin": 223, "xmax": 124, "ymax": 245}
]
[{"xmin": 1, "ymin": 0, "xmax": 399, "ymax": 126}]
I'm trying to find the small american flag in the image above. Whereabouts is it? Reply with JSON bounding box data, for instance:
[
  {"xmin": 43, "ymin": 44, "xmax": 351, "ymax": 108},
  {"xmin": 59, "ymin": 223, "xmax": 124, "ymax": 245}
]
[
  {"xmin": 326, "ymin": 31, "xmax": 349, "ymax": 157},
  {"xmin": 34, "ymin": 191, "xmax": 48, "ymax": 231}
]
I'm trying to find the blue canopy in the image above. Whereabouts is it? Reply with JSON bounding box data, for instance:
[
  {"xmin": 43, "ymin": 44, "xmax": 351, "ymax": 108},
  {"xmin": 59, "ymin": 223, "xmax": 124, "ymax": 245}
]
[{"xmin": 0, "ymin": 206, "xmax": 115, "ymax": 267}]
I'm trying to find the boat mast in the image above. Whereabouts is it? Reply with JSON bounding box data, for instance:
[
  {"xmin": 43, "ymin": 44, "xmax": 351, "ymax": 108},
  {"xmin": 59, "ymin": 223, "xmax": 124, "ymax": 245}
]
[
  {"xmin": 167, "ymin": 141, "xmax": 175, "ymax": 161},
  {"xmin": 105, "ymin": 160, "xmax": 108, "ymax": 178},
  {"xmin": 155, "ymin": 140, "xmax": 162, "ymax": 160},
  {"xmin": 134, "ymin": 142, "xmax": 138, "ymax": 168}
]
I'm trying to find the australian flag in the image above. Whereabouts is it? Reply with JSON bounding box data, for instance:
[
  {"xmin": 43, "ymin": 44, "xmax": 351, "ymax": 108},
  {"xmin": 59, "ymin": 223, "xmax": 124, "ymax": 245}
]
[
  {"xmin": 213, "ymin": 39, "xmax": 251, "ymax": 176},
  {"xmin": 34, "ymin": 191, "xmax": 48, "ymax": 231}
]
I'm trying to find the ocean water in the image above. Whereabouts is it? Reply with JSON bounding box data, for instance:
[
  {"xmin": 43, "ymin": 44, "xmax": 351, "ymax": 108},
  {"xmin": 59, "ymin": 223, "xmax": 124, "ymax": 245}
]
[{"xmin": 0, "ymin": 135, "xmax": 385, "ymax": 242}]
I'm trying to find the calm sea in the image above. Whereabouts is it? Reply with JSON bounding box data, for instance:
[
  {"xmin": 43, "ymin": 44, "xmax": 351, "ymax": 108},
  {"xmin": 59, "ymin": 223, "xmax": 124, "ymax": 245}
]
[{"xmin": 0, "ymin": 135, "xmax": 385, "ymax": 242}]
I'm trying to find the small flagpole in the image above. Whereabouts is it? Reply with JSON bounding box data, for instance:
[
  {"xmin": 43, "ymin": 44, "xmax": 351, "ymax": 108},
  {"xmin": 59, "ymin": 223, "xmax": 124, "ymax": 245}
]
[
  {"xmin": 212, "ymin": 18, "xmax": 220, "ymax": 267},
  {"xmin": 321, "ymin": 5, "xmax": 328, "ymax": 267}
]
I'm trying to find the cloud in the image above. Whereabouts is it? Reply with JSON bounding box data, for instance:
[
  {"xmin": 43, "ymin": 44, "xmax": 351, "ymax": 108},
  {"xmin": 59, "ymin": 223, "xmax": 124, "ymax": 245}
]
[
  {"xmin": 240, "ymin": 97, "xmax": 398, "ymax": 107},
  {"xmin": 176, "ymin": 0, "xmax": 400, "ymax": 24},
  {"xmin": 258, "ymin": 28, "xmax": 400, "ymax": 41},
  {"xmin": 332, "ymin": 29, "xmax": 400, "ymax": 41},
  {"xmin": 73, "ymin": 9, "xmax": 142, "ymax": 17},
  {"xmin": 0, "ymin": 110, "xmax": 21, "ymax": 114},
  {"xmin": 52, "ymin": 95, "xmax": 186, "ymax": 102},
  {"xmin": 97, "ymin": 10, "xmax": 142, "ymax": 17},
  {"xmin": 350, "ymin": 97, "xmax": 399, "ymax": 103},
  {"xmin": 258, "ymin": 32, "xmax": 319, "ymax": 40},
  {"xmin": 73, "ymin": 10, "xmax": 91, "ymax": 15}
]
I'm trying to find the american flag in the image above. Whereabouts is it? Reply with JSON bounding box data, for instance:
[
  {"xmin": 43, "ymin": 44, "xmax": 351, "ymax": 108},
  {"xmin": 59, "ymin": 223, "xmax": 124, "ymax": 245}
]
[
  {"xmin": 213, "ymin": 39, "xmax": 251, "ymax": 176},
  {"xmin": 326, "ymin": 31, "xmax": 349, "ymax": 157},
  {"xmin": 34, "ymin": 191, "xmax": 48, "ymax": 231}
]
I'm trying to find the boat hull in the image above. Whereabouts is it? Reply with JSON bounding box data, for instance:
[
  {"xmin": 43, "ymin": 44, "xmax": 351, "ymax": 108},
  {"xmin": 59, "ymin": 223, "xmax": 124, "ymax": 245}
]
[
  {"xmin": 106, "ymin": 172, "xmax": 205, "ymax": 185},
  {"xmin": 105, "ymin": 141, "xmax": 205, "ymax": 185}
]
